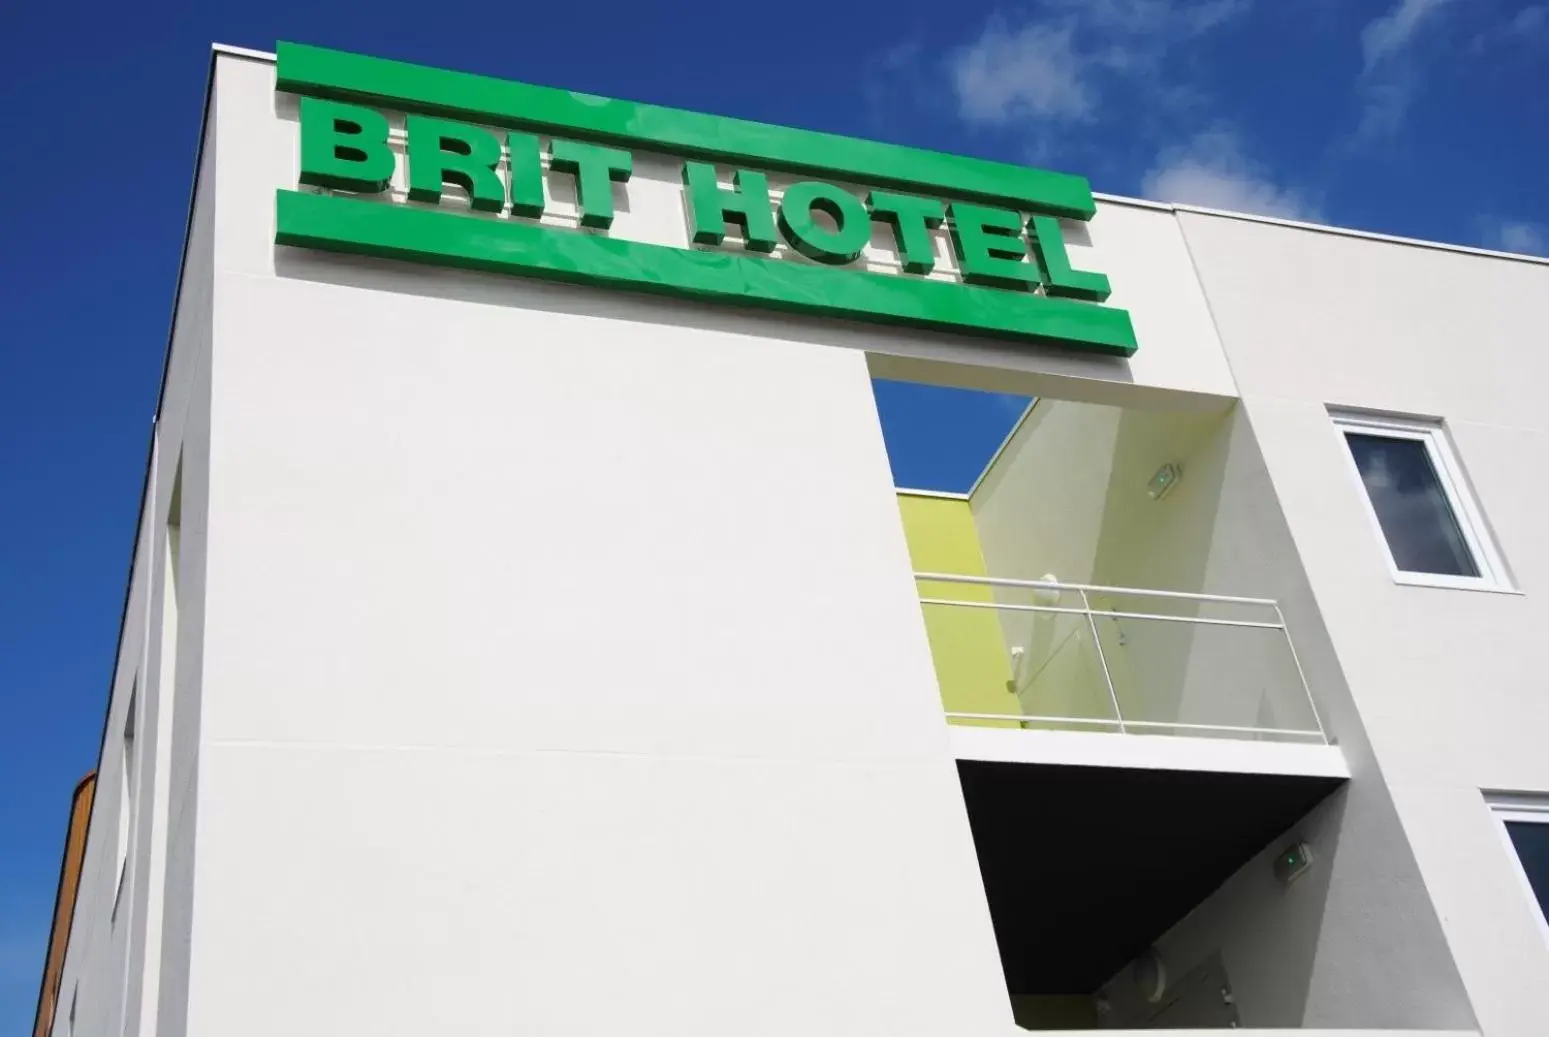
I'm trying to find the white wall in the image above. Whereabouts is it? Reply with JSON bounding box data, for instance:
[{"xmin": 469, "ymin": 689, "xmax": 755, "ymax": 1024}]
[
  {"xmin": 277, "ymin": 72, "xmax": 1233, "ymax": 414},
  {"xmin": 870, "ymin": 201, "xmax": 1238, "ymax": 409},
  {"xmin": 973, "ymin": 400, "xmax": 1123, "ymax": 588},
  {"xmin": 1098, "ymin": 777, "xmax": 1476, "ymax": 1030},
  {"xmin": 49, "ymin": 101, "xmax": 215, "ymax": 1037},
  {"xmin": 1087, "ymin": 407, "xmax": 1334, "ymax": 734},
  {"xmin": 1179, "ymin": 208, "xmax": 1549, "ymax": 1036},
  {"xmin": 148, "ymin": 226, "xmax": 212, "ymax": 1037},
  {"xmin": 1168, "ymin": 403, "xmax": 1476, "ymax": 1031},
  {"xmin": 173, "ymin": 53, "xmax": 1023, "ymax": 1037},
  {"xmin": 1085, "ymin": 407, "xmax": 1233, "ymax": 730},
  {"xmin": 47, "ymin": 490, "xmax": 148, "ymax": 1037},
  {"xmin": 966, "ymin": 390, "xmax": 1473, "ymax": 1028},
  {"xmin": 969, "ymin": 401, "xmax": 1315, "ymax": 733},
  {"xmin": 971, "ymin": 402, "xmax": 1123, "ymax": 722},
  {"xmin": 58, "ymin": 41, "xmax": 1540, "ymax": 1037}
]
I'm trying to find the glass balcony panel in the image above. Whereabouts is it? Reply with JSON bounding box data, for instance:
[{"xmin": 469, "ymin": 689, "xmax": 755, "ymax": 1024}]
[
  {"xmin": 991, "ymin": 585, "xmax": 1120, "ymax": 732},
  {"xmin": 915, "ymin": 574, "xmax": 1325, "ymax": 744},
  {"xmin": 920, "ymin": 584, "xmax": 1121, "ymax": 732},
  {"xmin": 916, "ymin": 598, "xmax": 1022, "ymax": 729},
  {"xmin": 1086, "ymin": 596, "xmax": 1322, "ymax": 741}
]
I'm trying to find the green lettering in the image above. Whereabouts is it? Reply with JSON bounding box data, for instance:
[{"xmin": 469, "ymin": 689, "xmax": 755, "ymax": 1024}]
[
  {"xmin": 506, "ymin": 132, "xmax": 546, "ymax": 218},
  {"xmin": 297, "ymin": 98, "xmax": 394, "ymax": 194},
  {"xmin": 682, "ymin": 163, "xmax": 777, "ymax": 253},
  {"xmin": 550, "ymin": 139, "xmax": 632, "ymax": 229},
  {"xmin": 867, "ymin": 191, "xmax": 945, "ymax": 274},
  {"xmin": 949, "ymin": 203, "xmax": 1039, "ymax": 290},
  {"xmin": 1029, "ymin": 215, "xmax": 1111, "ymax": 302},
  {"xmin": 778, "ymin": 182, "xmax": 870, "ymax": 266},
  {"xmin": 405, "ymin": 117, "xmax": 504, "ymax": 213}
]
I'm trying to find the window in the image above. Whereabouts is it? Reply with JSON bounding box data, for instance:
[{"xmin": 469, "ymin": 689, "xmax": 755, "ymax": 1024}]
[
  {"xmin": 1332, "ymin": 414, "xmax": 1510, "ymax": 591},
  {"xmin": 113, "ymin": 681, "xmax": 138, "ymax": 921},
  {"xmin": 1488, "ymin": 796, "xmax": 1549, "ymax": 943}
]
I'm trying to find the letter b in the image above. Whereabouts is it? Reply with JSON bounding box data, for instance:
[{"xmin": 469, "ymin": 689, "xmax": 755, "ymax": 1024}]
[{"xmin": 298, "ymin": 98, "xmax": 395, "ymax": 194}]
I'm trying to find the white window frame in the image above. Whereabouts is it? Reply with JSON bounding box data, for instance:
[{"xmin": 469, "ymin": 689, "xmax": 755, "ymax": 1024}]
[
  {"xmin": 1486, "ymin": 793, "xmax": 1549, "ymax": 948},
  {"xmin": 1331, "ymin": 413, "xmax": 1512, "ymax": 592}
]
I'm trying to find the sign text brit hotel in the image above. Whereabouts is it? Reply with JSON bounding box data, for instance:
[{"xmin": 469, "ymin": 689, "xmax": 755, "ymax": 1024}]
[{"xmin": 274, "ymin": 43, "xmax": 1136, "ymax": 357}]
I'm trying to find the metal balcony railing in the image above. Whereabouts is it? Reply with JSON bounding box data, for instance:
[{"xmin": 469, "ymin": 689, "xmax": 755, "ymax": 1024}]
[{"xmin": 915, "ymin": 572, "xmax": 1328, "ymax": 745}]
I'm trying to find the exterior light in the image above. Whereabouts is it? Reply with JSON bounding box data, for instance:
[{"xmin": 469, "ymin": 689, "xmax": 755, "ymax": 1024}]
[
  {"xmin": 1273, "ymin": 841, "xmax": 1314, "ymax": 886},
  {"xmin": 1133, "ymin": 948, "xmax": 1168, "ymax": 1003},
  {"xmin": 1147, "ymin": 462, "xmax": 1182, "ymax": 500}
]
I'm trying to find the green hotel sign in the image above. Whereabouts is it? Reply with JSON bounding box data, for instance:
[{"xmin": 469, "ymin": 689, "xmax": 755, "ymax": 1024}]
[{"xmin": 274, "ymin": 43, "xmax": 1137, "ymax": 357}]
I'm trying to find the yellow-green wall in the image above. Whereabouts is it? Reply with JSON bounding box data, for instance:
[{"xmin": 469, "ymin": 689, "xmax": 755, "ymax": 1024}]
[{"xmin": 896, "ymin": 493, "xmax": 1018, "ymax": 726}]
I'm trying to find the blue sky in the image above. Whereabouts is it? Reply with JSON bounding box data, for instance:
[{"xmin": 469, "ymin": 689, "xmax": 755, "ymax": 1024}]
[{"xmin": 1, "ymin": 0, "xmax": 1545, "ymax": 1030}]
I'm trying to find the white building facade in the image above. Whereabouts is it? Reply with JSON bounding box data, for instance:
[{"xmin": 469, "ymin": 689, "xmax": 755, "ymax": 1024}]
[{"xmin": 32, "ymin": 42, "xmax": 1549, "ymax": 1037}]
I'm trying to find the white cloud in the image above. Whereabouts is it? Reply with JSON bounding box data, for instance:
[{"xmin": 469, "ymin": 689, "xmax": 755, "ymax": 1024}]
[
  {"xmin": 948, "ymin": 1, "xmax": 1249, "ymax": 128},
  {"xmin": 1356, "ymin": 0, "xmax": 1458, "ymax": 140},
  {"xmin": 951, "ymin": 21, "xmax": 1093, "ymax": 123},
  {"xmin": 1361, "ymin": 0, "xmax": 1456, "ymax": 68},
  {"xmin": 1470, "ymin": 5, "xmax": 1549, "ymax": 52},
  {"xmin": 1141, "ymin": 130, "xmax": 1319, "ymax": 220},
  {"xmin": 1075, "ymin": 0, "xmax": 1248, "ymax": 35},
  {"xmin": 1504, "ymin": 3, "xmax": 1549, "ymax": 36},
  {"xmin": 1481, "ymin": 219, "xmax": 1547, "ymax": 255}
]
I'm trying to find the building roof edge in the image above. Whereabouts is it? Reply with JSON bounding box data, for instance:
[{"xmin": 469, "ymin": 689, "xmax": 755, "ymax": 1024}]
[
  {"xmin": 1093, "ymin": 191, "xmax": 1549, "ymax": 267},
  {"xmin": 213, "ymin": 42, "xmax": 275, "ymax": 62},
  {"xmin": 232, "ymin": 39, "xmax": 1545, "ymax": 266}
]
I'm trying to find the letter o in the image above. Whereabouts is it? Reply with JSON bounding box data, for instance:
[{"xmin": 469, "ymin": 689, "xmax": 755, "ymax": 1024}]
[{"xmin": 777, "ymin": 181, "xmax": 871, "ymax": 265}]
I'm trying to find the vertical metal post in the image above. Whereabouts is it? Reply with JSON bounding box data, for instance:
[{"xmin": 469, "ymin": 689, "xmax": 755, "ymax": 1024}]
[
  {"xmin": 1081, "ymin": 588, "xmax": 1125, "ymax": 734},
  {"xmin": 1273, "ymin": 604, "xmax": 1328, "ymax": 744}
]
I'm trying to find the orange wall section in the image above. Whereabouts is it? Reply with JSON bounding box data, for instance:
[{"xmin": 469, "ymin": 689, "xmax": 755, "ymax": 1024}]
[{"xmin": 32, "ymin": 773, "xmax": 97, "ymax": 1037}]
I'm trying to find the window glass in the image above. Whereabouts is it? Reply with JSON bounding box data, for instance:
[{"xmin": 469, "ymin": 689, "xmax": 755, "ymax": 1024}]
[
  {"xmin": 1506, "ymin": 820, "xmax": 1549, "ymax": 920},
  {"xmin": 1343, "ymin": 432, "xmax": 1479, "ymax": 577}
]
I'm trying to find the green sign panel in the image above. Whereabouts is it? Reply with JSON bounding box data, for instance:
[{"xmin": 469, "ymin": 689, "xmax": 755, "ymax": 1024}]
[{"xmin": 274, "ymin": 43, "xmax": 1137, "ymax": 357}]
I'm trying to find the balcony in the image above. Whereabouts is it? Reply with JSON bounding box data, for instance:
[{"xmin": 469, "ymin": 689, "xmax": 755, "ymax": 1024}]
[
  {"xmin": 914, "ymin": 571, "xmax": 1328, "ymax": 745},
  {"xmin": 870, "ymin": 386, "xmax": 1470, "ymax": 1031},
  {"xmin": 920, "ymin": 570, "xmax": 1362, "ymax": 1032}
]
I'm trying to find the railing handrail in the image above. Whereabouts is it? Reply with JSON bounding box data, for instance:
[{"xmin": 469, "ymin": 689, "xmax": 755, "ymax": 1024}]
[
  {"xmin": 942, "ymin": 712, "xmax": 1327, "ymax": 740},
  {"xmin": 915, "ymin": 571, "xmax": 1330, "ymax": 745},
  {"xmin": 913, "ymin": 571, "xmax": 1279, "ymax": 607},
  {"xmin": 916, "ymin": 597, "xmax": 1287, "ymax": 630}
]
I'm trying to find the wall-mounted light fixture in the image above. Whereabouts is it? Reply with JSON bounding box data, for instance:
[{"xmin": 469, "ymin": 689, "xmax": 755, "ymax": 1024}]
[
  {"xmin": 1147, "ymin": 462, "xmax": 1182, "ymax": 500},
  {"xmin": 1133, "ymin": 948, "xmax": 1168, "ymax": 1003},
  {"xmin": 1273, "ymin": 841, "xmax": 1314, "ymax": 886}
]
